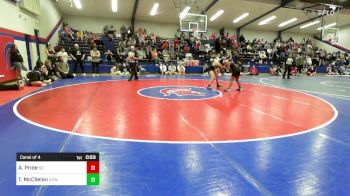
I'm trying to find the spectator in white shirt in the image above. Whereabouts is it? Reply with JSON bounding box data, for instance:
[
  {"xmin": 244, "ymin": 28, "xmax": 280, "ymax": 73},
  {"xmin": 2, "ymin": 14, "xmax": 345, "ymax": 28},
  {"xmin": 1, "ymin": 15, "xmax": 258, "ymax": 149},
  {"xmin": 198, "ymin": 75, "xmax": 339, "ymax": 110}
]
[
  {"xmin": 305, "ymin": 55, "xmax": 312, "ymax": 67},
  {"xmin": 283, "ymin": 53, "xmax": 294, "ymax": 79},
  {"xmin": 159, "ymin": 62, "xmax": 167, "ymax": 75},
  {"xmin": 56, "ymin": 47, "xmax": 69, "ymax": 63},
  {"xmin": 90, "ymin": 47, "xmax": 101, "ymax": 76},
  {"xmin": 258, "ymin": 51, "xmax": 267, "ymax": 64},
  {"xmin": 167, "ymin": 64, "xmax": 177, "ymax": 75},
  {"xmin": 177, "ymin": 63, "xmax": 186, "ymax": 75}
]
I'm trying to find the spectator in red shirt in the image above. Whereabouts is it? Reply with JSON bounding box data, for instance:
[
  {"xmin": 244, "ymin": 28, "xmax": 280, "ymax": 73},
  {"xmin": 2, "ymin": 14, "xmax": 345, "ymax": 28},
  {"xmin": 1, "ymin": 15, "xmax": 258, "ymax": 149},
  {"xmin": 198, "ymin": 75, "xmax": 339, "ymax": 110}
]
[
  {"xmin": 223, "ymin": 33, "xmax": 229, "ymax": 40},
  {"xmin": 249, "ymin": 65, "xmax": 259, "ymax": 75},
  {"xmin": 161, "ymin": 41, "xmax": 169, "ymax": 50},
  {"xmin": 63, "ymin": 23, "xmax": 74, "ymax": 40},
  {"xmin": 230, "ymin": 35, "xmax": 237, "ymax": 41},
  {"xmin": 174, "ymin": 38, "xmax": 181, "ymax": 51},
  {"xmin": 195, "ymin": 38, "xmax": 201, "ymax": 52},
  {"xmin": 210, "ymin": 33, "xmax": 216, "ymax": 40},
  {"xmin": 183, "ymin": 44, "xmax": 190, "ymax": 53}
]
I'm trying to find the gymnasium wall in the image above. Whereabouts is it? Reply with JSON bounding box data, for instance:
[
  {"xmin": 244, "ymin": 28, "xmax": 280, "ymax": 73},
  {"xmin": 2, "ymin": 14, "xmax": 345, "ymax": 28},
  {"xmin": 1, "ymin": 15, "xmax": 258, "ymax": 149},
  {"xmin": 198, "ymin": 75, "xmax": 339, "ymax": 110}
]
[
  {"xmin": 64, "ymin": 16, "xmax": 207, "ymax": 38},
  {"xmin": 38, "ymin": 0, "xmax": 62, "ymax": 60},
  {"xmin": 0, "ymin": 0, "xmax": 62, "ymax": 70},
  {"xmin": 63, "ymin": 16, "xmax": 306, "ymax": 41},
  {"xmin": 135, "ymin": 20, "xmax": 178, "ymax": 37},
  {"xmin": 147, "ymin": 24, "xmax": 285, "ymax": 43},
  {"xmin": 338, "ymin": 24, "xmax": 350, "ymax": 50},
  {"xmin": 63, "ymin": 15, "xmax": 342, "ymax": 53},
  {"xmin": 313, "ymin": 39, "xmax": 342, "ymax": 53},
  {"xmin": 63, "ymin": 15, "xmax": 130, "ymax": 34},
  {"xmin": 281, "ymin": 32, "xmax": 313, "ymax": 42}
]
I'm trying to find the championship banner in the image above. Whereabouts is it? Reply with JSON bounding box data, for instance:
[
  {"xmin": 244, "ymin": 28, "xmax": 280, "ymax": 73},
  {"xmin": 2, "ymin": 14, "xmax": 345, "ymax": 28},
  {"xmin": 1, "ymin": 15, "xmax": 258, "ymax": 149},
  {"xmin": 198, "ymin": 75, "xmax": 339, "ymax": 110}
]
[{"xmin": 0, "ymin": 35, "xmax": 16, "ymax": 83}]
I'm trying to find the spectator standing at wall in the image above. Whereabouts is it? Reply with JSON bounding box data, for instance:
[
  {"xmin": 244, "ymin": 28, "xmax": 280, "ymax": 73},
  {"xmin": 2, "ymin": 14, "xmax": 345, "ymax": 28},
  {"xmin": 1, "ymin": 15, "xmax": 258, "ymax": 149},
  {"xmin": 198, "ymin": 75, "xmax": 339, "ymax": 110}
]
[
  {"xmin": 45, "ymin": 44, "xmax": 57, "ymax": 65},
  {"xmin": 296, "ymin": 54, "xmax": 304, "ymax": 75},
  {"xmin": 10, "ymin": 44, "xmax": 27, "ymax": 80},
  {"xmin": 319, "ymin": 49, "xmax": 326, "ymax": 66},
  {"xmin": 283, "ymin": 53, "xmax": 294, "ymax": 79},
  {"xmin": 70, "ymin": 44, "xmax": 86, "ymax": 76},
  {"xmin": 90, "ymin": 46, "xmax": 101, "ymax": 76},
  {"xmin": 127, "ymin": 46, "xmax": 138, "ymax": 81}
]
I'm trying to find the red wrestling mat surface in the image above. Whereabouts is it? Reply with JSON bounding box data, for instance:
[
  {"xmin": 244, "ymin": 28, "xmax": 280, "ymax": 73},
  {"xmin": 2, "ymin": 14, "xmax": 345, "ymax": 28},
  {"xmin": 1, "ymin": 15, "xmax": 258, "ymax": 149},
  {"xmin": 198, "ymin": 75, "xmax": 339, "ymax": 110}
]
[
  {"xmin": 15, "ymin": 80, "xmax": 336, "ymax": 142},
  {"xmin": 0, "ymin": 86, "xmax": 40, "ymax": 106}
]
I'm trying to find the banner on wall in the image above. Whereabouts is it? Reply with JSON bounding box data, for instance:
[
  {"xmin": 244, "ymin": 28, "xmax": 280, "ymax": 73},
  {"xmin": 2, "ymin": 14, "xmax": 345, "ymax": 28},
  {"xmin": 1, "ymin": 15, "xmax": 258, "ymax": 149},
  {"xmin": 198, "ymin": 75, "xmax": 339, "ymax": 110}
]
[{"xmin": 0, "ymin": 35, "xmax": 17, "ymax": 83}]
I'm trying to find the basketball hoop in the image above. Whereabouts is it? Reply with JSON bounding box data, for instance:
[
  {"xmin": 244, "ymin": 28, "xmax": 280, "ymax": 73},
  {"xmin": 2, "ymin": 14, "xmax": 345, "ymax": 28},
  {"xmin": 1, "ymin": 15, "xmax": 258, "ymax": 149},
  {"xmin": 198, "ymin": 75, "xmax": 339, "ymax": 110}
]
[
  {"xmin": 180, "ymin": 14, "xmax": 207, "ymax": 32},
  {"xmin": 191, "ymin": 27, "xmax": 199, "ymax": 38},
  {"xmin": 322, "ymin": 27, "xmax": 339, "ymax": 43},
  {"xmin": 191, "ymin": 28, "xmax": 197, "ymax": 34}
]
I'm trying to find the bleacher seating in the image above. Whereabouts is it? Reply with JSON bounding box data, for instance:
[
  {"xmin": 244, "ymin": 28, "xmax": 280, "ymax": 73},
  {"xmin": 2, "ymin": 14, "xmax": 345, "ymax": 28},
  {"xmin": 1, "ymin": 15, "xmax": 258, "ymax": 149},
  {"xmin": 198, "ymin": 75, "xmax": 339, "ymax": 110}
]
[
  {"xmin": 68, "ymin": 62, "xmax": 203, "ymax": 74},
  {"xmin": 58, "ymin": 40, "xmax": 90, "ymax": 55},
  {"xmin": 59, "ymin": 31, "xmax": 333, "ymax": 74},
  {"xmin": 101, "ymin": 34, "xmax": 116, "ymax": 52}
]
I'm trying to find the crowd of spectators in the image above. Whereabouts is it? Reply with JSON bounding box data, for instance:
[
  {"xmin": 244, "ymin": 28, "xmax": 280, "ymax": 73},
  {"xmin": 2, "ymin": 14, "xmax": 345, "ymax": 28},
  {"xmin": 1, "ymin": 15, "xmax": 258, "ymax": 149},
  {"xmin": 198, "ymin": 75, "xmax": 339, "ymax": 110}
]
[
  {"xmin": 4, "ymin": 22, "xmax": 350, "ymax": 91},
  {"xmin": 58, "ymin": 22, "xmax": 350, "ymax": 77}
]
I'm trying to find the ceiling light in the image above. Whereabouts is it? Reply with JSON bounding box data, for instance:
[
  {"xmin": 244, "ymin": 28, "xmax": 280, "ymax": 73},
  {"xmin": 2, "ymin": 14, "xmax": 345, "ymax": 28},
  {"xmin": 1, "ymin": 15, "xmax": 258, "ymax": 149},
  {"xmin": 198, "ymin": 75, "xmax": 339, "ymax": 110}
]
[
  {"xmin": 317, "ymin": 23, "xmax": 337, "ymax": 30},
  {"xmin": 278, "ymin": 18, "xmax": 297, "ymax": 27},
  {"xmin": 179, "ymin": 6, "xmax": 190, "ymax": 19},
  {"xmin": 150, "ymin": 2, "xmax": 159, "ymax": 16},
  {"xmin": 233, "ymin": 13, "xmax": 250, "ymax": 23},
  {"xmin": 73, "ymin": 0, "xmax": 82, "ymax": 9},
  {"xmin": 300, "ymin": 20, "xmax": 320, "ymax": 29},
  {"xmin": 112, "ymin": 0, "xmax": 117, "ymax": 13},
  {"xmin": 210, "ymin": 10, "xmax": 224, "ymax": 21},
  {"xmin": 258, "ymin": 15, "xmax": 276, "ymax": 25}
]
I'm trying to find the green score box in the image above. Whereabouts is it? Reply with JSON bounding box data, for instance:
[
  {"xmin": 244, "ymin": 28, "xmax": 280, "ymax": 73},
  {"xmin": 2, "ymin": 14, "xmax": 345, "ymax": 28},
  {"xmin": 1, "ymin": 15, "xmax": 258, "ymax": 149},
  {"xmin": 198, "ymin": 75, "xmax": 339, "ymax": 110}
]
[{"xmin": 87, "ymin": 174, "xmax": 99, "ymax": 185}]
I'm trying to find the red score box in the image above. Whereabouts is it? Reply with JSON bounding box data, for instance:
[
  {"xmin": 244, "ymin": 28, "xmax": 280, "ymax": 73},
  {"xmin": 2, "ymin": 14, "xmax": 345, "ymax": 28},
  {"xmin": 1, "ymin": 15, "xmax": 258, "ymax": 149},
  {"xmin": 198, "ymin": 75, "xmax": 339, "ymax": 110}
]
[{"xmin": 87, "ymin": 161, "xmax": 99, "ymax": 173}]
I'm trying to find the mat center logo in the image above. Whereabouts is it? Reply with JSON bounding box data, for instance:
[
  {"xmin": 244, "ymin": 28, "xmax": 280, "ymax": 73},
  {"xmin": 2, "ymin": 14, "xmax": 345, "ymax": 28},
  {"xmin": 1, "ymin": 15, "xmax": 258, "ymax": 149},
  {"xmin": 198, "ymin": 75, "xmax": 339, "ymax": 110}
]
[
  {"xmin": 138, "ymin": 86, "xmax": 222, "ymax": 100},
  {"xmin": 160, "ymin": 88, "xmax": 204, "ymax": 97}
]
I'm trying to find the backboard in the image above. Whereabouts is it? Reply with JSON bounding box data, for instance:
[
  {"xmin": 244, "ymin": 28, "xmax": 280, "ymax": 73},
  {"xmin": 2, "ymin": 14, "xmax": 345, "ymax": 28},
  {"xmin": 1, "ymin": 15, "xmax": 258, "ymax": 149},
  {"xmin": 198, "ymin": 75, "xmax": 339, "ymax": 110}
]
[
  {"xmin": 322, "ymin": 27, "xmax": 339, "ymax": 42},
  {"xmin": 180, "ymin": 13, "xmax": 207, "ymax": 33}
]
